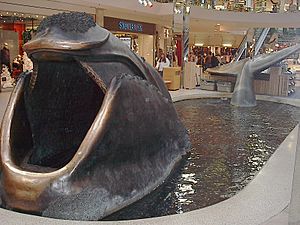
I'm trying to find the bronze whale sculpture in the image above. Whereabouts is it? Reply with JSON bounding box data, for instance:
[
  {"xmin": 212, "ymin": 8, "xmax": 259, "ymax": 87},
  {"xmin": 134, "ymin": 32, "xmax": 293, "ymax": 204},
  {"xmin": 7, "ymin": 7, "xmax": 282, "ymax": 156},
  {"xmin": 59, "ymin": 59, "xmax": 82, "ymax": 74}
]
[
  {"xmin": 207, "ymin": 44, "xmax": 300, "ymax": 107},
  {"xmin": 0, "ymin": 12, "xmax": 190, "ymax": 220}
]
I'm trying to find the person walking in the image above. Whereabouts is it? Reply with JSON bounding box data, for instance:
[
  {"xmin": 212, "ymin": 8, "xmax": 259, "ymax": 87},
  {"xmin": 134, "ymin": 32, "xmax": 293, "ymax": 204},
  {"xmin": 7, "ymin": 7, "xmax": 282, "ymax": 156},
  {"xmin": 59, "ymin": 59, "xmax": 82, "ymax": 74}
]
[
  {"xmin": 155, "ymin": 53, "xmax": 170, "ymax": 77},
  {"xmin": 1, "ymin": 43, "xmax": 11, "ymax": 72},
  {"xmin": 204, "ymin": 52, "xmax": 212, "ymax": 71},
  {"xmin": 211, "ymin": 53, "xmax": 220, "ymax": 67}
]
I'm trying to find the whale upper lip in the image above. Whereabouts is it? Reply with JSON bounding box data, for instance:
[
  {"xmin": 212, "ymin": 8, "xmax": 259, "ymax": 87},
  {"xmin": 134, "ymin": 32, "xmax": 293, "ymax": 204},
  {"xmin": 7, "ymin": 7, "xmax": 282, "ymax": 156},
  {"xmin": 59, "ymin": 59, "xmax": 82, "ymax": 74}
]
[{"xmin": 23, "ymin": 26, "xmax": 110, "ymax": 54}]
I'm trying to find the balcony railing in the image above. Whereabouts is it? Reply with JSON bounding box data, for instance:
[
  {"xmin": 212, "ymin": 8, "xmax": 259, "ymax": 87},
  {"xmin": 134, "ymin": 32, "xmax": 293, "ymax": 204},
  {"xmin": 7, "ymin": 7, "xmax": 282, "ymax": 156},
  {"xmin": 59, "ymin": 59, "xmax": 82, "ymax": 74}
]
[{"xmin": 152, "ymin": 0, "xmax": 300, "ymax": 13}]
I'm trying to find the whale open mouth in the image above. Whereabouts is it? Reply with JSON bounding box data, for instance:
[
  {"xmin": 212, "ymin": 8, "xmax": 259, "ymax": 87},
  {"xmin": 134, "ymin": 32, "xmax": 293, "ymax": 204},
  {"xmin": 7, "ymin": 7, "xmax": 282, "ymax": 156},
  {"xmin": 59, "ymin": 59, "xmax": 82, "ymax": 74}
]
[
  {"xmin": 0, "ymin": 12, "xmax": 190, "ymax": 220},
  {"xmin": 0, "ymin": 46, "xmax": 150, "ymax": 213},
  {"xmin": 5, "ymin": 58, "xmax": 105, "ymax": 172}
]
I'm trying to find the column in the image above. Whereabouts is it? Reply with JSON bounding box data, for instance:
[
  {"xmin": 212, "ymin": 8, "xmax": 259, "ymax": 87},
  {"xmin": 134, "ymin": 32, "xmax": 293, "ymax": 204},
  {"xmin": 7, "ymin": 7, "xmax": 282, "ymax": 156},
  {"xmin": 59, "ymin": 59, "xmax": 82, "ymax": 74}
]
[
  {"xmin": 181, "ymin": 0, "xmax": 191, "ymax": 88},
  {"xmin": 279, "ymin": 0, "xmax": 286, "ymax": 12},
  {"xmin": 95, "ymin": 8, "xmax": 105, "ymax": 27}
]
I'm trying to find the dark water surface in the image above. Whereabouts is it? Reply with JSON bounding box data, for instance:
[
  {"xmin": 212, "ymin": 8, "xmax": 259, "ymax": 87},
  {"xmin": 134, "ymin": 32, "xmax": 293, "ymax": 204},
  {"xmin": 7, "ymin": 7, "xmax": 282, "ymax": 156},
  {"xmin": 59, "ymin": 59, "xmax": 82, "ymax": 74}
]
[{"xmin": 105, "ymin": 99, "xmax": 300, "ymax": 220}]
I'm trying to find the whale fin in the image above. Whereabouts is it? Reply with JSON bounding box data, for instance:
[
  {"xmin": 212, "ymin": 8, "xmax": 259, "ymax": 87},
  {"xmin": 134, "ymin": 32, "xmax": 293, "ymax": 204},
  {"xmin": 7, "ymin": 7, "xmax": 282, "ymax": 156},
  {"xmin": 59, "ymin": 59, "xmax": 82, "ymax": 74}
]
[{"xmin": 250, "ymin": 44, "xmax": 300, "ymax": 73}]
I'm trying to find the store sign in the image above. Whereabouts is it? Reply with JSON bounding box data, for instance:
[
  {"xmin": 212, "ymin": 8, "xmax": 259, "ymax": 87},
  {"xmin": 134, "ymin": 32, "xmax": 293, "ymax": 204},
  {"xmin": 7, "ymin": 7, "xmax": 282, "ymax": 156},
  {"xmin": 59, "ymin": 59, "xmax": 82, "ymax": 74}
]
[
  {"xmin": 118, "ymin": 21, "xmax": 143, "ymax": 33},
  {"xmin": 104, "ymin": 17, "xmax": 155, "ymax": 35}
]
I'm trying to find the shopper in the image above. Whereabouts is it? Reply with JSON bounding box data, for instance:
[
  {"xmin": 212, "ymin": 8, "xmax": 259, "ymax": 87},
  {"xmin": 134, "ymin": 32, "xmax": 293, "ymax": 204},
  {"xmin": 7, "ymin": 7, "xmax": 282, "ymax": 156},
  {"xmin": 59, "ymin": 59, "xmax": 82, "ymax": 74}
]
[
  {"xmin": 171, "ymin": 52, "xmax": 178, "ymax": 67},
  {"xmin": 0, "ymin": 43, "xmax": 11, "ymax": 72},
  {"xmin": 211, "ymin": 53, "xmax": 220, "ymax": 67},
  {"xmin": 204, "ymin": 52, "xmax": 212, "ymax": 71},
  {"xmin": 12, "ymin": 56, "xmax": 23, "ymax": 80},
  {"xmin": 188, "ymin": 52, "xmax": 196, "ymax": 62},
  {"xmin": 196, "ymin": 54, "xmax": 204, "ymax": 66},
  {"xmin": 155, "ymin": 53, "xmax": 170, "ymax": 77}
]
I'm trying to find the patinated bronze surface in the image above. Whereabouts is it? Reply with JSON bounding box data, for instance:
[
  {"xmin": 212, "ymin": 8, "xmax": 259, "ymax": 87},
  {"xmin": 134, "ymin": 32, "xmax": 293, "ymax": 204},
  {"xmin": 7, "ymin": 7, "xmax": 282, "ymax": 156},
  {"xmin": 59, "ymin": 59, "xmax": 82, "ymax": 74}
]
[
  {"xmin": 207, "ymin": 44, "xmax": 300, "ymax": 107},
  {"xmin": 0, "ymin": 12, "xmax": 190, "ymax": 220}
]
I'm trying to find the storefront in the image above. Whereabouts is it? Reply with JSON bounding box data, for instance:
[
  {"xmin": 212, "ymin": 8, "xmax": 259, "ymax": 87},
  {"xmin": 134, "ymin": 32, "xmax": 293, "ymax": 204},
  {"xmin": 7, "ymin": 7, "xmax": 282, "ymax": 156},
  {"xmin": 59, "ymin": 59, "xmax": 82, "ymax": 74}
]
[
  {"xmin": 104, "ymin": 17, "xmax": 156, "ymax": 66},
  {"xmin": 0, "ymin": 12, "xmax": 45, "ymax": 66}
]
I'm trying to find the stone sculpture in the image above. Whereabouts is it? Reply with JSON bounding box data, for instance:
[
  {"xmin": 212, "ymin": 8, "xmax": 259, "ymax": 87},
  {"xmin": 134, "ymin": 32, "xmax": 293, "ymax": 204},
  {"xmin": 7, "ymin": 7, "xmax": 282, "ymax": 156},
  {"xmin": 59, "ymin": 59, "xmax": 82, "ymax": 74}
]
[
  {"xmin": 0, "ymin": 12, "xmax": 190, "ymax": 220},
  {"xmin": 207, "ymin": 44, "xmax": 300, "ymax": 107}
]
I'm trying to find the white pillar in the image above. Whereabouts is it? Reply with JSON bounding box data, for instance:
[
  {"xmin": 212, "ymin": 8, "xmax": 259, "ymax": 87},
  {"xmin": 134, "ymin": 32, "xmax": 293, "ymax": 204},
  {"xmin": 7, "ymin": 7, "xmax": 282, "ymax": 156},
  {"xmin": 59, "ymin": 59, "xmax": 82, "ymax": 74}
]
[
  {"xmin": 245, "ymin": 0, "xmax": 253, "ymax": 8},
  {"xmin": 279, "ymin": 0, "xmax": 286, "ymax": 12},
  {"xmin": 182, "ymin": 1, "xmax": 190, "ymax": 88},
  {"xmin": 96, "ymin": 8, "xmax": 105, "ymax": 27}
]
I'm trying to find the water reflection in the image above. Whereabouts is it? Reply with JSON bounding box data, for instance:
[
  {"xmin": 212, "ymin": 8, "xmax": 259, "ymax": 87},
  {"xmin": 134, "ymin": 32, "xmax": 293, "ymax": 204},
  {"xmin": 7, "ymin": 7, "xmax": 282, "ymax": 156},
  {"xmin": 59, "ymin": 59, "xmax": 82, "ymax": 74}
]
[
  {"xmin": 105, "ymin": 99, "xmax": 299, "ymax": 220},
  {"xmin": 175, "ymin": 172, "xmax": 197, "ymax": 213}
]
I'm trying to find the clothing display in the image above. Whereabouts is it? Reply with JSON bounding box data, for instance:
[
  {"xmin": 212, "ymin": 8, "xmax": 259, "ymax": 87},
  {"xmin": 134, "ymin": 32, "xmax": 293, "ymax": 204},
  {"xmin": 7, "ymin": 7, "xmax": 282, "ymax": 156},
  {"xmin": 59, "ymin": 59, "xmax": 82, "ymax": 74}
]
[
  {"xmin": 1, "ymin": 65, "xmax": 14, "ymax": 89},
  {"xmin": 0, "ymin": 45, "xmax": 11, "ymax": 71}
]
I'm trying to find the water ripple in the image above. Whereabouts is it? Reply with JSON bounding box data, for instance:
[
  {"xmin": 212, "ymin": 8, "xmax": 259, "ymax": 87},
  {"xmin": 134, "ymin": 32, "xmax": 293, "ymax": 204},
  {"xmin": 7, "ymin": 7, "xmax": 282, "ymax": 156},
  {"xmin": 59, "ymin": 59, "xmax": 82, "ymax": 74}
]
[{"xmin": 105, "ymin": 99, "xmax": 299, "ymax": 220}]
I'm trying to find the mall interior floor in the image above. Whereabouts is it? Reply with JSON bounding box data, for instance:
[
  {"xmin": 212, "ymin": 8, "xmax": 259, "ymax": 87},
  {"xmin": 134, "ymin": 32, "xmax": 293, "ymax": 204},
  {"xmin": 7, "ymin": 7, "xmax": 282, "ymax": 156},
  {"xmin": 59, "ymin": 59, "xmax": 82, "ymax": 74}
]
[{"xmin": 0, "ymin": 89, "xmax": 12, "ymax": 124}]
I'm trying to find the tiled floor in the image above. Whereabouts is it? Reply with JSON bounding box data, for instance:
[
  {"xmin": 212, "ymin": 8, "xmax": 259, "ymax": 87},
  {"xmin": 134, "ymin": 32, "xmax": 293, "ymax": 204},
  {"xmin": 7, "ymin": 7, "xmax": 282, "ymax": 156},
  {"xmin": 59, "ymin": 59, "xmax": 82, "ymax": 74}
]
[
  {"xmin": 0, "ymin": 89, "xmax": 12, "ymax": 124},
  {"xmin": 290, "ymin": 87, "xmax": 300, "ymax": 99}
]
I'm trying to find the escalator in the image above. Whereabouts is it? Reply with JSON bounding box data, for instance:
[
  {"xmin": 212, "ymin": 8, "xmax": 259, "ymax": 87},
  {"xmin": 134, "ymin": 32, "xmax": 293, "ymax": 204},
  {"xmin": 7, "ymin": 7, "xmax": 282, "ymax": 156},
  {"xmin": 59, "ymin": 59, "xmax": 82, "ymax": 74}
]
[{"xmin": 233, "ymin": 27, "xmax": 275, "ymax": 62}]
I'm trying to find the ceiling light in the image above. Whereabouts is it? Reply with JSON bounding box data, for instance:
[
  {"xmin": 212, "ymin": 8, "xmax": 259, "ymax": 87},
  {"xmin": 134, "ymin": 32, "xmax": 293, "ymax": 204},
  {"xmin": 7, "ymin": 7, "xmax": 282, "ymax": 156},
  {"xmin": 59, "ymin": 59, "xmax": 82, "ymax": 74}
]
[
  {"xmin": 217, "ymin": 23, "xmax": 220, "ymax": 26},
  {"xmin": 186, "ymin": 6, "xmax": 191, "ymax": 13},
  {"xmin": 195, "ymin": 43, "xmax": 204, "ymax": 46},
  {"xmin": 222, "ymin": 43, "xmax": 232, "ymax": 47},
  {"xmin": 138, "ymin": 0, "xmax": 153, "ymax": 8}
]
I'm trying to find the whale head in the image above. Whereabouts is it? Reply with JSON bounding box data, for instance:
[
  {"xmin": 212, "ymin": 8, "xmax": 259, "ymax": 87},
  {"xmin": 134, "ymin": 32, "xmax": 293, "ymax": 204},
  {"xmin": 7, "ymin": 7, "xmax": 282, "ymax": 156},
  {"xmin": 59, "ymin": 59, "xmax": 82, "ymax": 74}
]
[{"xmin": 0, "ymin": 12, "xmax": 190, "ymax": 220}]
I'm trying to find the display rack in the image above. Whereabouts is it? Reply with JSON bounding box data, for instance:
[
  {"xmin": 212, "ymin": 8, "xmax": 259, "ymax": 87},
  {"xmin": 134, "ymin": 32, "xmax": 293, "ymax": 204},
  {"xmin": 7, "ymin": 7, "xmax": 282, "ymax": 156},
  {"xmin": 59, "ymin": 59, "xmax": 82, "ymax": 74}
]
[
  {"xmin": 202, "ymin": 63, "xmax": 297, "ymax": 96},
  {"xmin": 184, "ymin": 62, "xmax": 197, "ymax": 89},
  {"xmin": 163, "ymin": 67, "xmax": 181, "ymax": 90},
  {"xmin": 254, "ymin": 65, "xmax": 296, "ymax": 96}
]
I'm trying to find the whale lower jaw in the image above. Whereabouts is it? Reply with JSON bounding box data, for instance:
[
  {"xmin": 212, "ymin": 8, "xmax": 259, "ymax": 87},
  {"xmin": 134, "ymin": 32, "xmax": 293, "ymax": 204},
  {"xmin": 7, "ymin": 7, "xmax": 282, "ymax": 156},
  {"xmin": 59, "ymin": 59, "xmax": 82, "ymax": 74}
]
[
  {"xmin": 0, "ymin": 64, "xmax": 108, "ymax": 212},
  {"xmin": 0, "ymin": 67, "xmax": 189, "ymax": 220}
]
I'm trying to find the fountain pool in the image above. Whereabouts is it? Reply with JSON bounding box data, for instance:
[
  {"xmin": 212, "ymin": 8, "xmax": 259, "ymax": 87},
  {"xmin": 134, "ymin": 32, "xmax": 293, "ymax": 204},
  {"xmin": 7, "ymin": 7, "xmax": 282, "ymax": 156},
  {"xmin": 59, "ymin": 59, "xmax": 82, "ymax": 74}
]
[{"xmin": 105, "ymin": 98, "xmax": 300, "ymax": 220}]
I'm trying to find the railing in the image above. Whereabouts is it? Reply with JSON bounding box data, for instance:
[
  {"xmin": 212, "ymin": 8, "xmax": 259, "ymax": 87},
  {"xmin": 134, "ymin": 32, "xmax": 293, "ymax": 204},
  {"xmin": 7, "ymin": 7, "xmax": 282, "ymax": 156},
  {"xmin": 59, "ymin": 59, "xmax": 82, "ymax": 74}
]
[
  {"xmin": 233, "ymin": 28, "xmax": 271, "ymax": 62},
  {"xmin": 233, "ymin": 31, "xmax": 248, "ymax": 62},
  {"xmin": 254, "ymin": 28, "xmax": 270, "ymax": 56},
  {"xmin": 153, "ymin": 0, "xmax": 300, "ymax": 13}
]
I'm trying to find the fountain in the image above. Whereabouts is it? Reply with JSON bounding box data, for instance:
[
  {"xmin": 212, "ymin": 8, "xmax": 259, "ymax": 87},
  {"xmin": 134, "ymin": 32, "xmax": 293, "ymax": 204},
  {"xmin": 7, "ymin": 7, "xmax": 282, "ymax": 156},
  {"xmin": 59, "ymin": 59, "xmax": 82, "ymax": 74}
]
[
  {"xmin": 0, "ymin": 11, "xmax": 299, "ymax": 224},
  {"xmin": 104, "ymin": 98, "xmax": 300, "ymax": 220}
]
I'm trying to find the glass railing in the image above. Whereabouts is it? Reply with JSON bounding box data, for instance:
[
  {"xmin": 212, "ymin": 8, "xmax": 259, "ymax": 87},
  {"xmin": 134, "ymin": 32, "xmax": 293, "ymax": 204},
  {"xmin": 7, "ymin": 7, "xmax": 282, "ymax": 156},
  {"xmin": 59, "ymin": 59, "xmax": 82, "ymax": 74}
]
[
  {"xmin": 153, "ymin": 0, "xmax": 300, "ymax": 13},
  {"xmin": 233, "ymin": 27, "xmax": 300, "ymax": 62}
]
